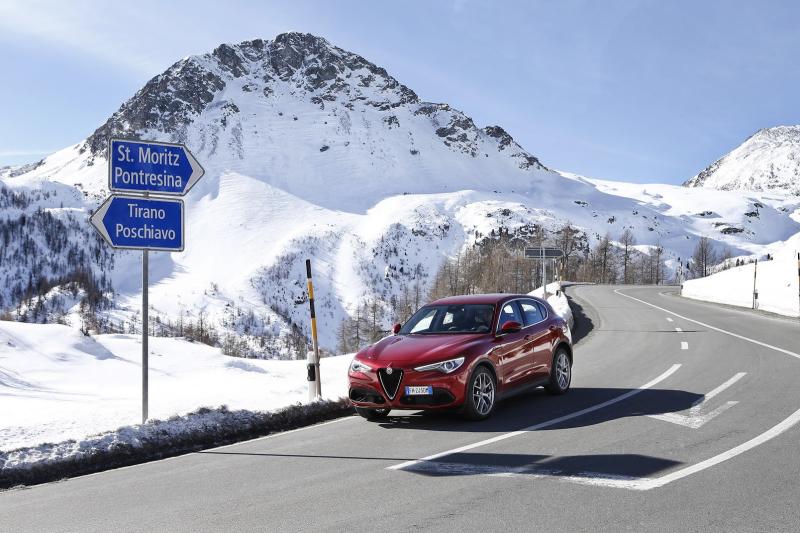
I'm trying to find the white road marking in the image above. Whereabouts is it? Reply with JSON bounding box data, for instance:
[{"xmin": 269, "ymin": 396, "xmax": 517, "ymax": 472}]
[
  {"xmin": 614, "ymin": 289, "xmax": 800, "ymax": 360},
  {"xmin": 681, "ymin": 341, "xmax": 688, "ymax": 350},
  {"xmin": 401, "ymin": 291, "xmax": 800, "ymax": 490},
  {"xmin": 675, "ymin": 327, "xmax": 683, "ymax": 332},
  {"xmin": 699, "ymin": 372, "xmax": 747, "ymax": 402},
  {"xmin": 387, "ymin": 364, "xmax": 682, "ymax": 471},
  {"xmin": 649, "ymin": 373, "xmax": 747, "ymax": 429},
  {"xmin": 638, "ymin": 407, "xmax": 800, "ymax": 490},
  {"xmin": 666, "ymin": 317, "xmax": 674, "ymax": 322},
  {"xmin": 407, "ymin": 406, "xmax": 800, "ymax": 491}
]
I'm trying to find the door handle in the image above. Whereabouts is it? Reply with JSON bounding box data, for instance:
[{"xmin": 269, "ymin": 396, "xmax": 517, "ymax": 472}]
[
  {"xmin": 524, "ymin": 335, "xmax": 533, "ymax": 341},
  {"xmin": 549, "ymin": 325, "xmax": 558, "ymax": 332}
]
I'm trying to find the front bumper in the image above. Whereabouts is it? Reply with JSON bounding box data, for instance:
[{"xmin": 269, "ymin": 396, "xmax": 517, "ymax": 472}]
[{"xmin": 348, "ymin": 366, "xmax": 468, "ymax": 409}]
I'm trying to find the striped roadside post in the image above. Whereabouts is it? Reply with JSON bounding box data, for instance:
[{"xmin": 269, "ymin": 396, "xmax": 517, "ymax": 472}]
[{"xmin": 306, "ymin": 259, "xmax": 322, "ymax": 400}]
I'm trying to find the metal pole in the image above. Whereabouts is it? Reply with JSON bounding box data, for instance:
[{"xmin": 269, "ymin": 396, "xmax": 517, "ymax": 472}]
[
  {"xmin": 796, "ymin": 252, "xmax": 799, "ymax": 320},
  {"xmin": 306, "ymin": 259, "xmax": 321, "ymax": 400},
  {"xmin": 752, "ymin": 258, "xmax": 758, "ymax": 310},
  {"xmin": 541, "ymin": 242, "xmax": 547, "ymax": 299},
  {"xmin": 142, "ymin": 236, "xmax": 149, "ymax": 425}
]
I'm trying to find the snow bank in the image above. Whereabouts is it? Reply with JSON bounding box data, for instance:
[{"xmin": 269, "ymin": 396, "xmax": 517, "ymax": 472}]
[
  {"xmin": 0, "ymin": 320, "xmax": 351, "ymax": 451},
  {"xmin": 0, "ymin": 400, "xmax": 351, "ymax": 489},
  {"xmin": 529, "ymin": 281, "xmax": 574, "ymax": 328},
  {"xmin": 683, "ymin": 234, "xmax": 800, "ymax": 317}
]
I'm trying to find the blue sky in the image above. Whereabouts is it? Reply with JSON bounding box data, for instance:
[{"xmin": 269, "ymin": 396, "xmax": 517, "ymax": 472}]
[{"xmin": 1, "ymin": 0, "xmax": 799, "ymax": 184}]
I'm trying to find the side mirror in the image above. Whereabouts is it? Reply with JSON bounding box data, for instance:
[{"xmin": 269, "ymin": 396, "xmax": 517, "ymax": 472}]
[
  {"xmin": 500, "ymin": 321, "xmax": 522, "ymax": 334},
  {"xmin": 392, "ymin": 323, "xmax": 402, "ymax": 334}
]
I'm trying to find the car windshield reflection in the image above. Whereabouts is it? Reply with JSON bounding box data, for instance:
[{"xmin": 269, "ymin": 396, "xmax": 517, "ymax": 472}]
[{"xmin": 400, "ymin": 304, "xmax": 495, "ymax": 335}]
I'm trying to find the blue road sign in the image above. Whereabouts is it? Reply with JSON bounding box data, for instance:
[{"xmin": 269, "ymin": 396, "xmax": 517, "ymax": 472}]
[
  {"xmin": 525, "ymin": 247, "xmax": 564, "ymax": 259},
  {"xmin": 108, "ymin": 138, "xmax": 204, "ymax": 196},
  {"xmin": 90, "ymin": 194, "xmax": 184, "ymax": 251}
]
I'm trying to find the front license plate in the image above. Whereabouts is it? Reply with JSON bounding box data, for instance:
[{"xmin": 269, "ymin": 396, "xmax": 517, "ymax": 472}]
[{"xmin": 405, "ymin": 385, "xmax": 433, "ymax": 395}]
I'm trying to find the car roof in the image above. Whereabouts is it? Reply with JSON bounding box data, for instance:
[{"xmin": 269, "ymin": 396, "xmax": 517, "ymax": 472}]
[{"xmin": 428, "ymin": 293, "xmax": 537, "ymax": 306}]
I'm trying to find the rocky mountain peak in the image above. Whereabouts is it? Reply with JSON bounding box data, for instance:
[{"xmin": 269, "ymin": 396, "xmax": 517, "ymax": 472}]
[
  {"xmin": 82, "ymin": 32, "xmax": 421, "ymax": 157},
  {"xmin": 684, "ymin": 125, "xmax": 800, "ymax": 195}
]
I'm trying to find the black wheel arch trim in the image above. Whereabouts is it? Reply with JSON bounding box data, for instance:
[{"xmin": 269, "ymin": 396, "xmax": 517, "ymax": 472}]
[{"xmin": 554, "ymin": 340, "xmax": 573, "ymax": 363}]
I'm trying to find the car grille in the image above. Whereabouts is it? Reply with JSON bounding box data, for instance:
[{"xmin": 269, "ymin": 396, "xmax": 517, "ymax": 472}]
[{"xmin": 377, "ymin": 368, "xmax": 404, "ymax": 400}]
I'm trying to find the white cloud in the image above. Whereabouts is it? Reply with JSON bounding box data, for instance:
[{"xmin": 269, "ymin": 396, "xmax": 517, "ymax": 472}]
[{"xmin": 0, "ymin": 0, "xmax": 182, "ymax": 77}]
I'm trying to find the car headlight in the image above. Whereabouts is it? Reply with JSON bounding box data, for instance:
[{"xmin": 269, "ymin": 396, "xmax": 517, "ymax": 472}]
[
  {"xmin": 414, "ymin": 356, "xmax": 465, "ymax": 374},
  {"xmin": 350, "ymin": 359, "xmax": 371, "ymax": 373}
]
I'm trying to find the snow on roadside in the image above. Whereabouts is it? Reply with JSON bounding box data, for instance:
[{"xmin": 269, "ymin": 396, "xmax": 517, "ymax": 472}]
[
  {"xmin": 529, "ymin": 281, "xmax": 574, "ymax": 327},
  {"xmin": 682, "ymin": 233, "xmax": 800, "ymax": 317},
  {"xmin": 0, "ymin": 320, "xmax": 352, "ymax": 451},
  {"xmin": 0, "ymin": 400, "xmax": 351, "ymax": 488}
]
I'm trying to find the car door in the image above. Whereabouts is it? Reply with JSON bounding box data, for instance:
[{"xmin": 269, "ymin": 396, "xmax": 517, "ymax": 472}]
[
  {"xmin": 519, "ymin": 299, "xmax": 552, "ymax": 379},
  {"xmin": 493, "ymin": 301, "xmax": 530, "ymax": 388}
]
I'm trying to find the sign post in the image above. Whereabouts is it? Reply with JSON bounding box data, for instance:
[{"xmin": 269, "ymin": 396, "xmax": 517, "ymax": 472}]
[
  {"xmin": 525, "ymin": 247, "xmax": 564, "ymax": 298},
  {"xmin": 305, "ymin": 260, "xmax": 322, "ymax": 401},
  {"xmin": 142, "ymin": 216, "xmax": 149, "ymax": 423},
  {"xmin": 752, "ymin": 259, "xmax": 758, "ymax": 310},
  {"xmin": 91, "ymin": 138, "xmax": 203, "ymax": 425}
]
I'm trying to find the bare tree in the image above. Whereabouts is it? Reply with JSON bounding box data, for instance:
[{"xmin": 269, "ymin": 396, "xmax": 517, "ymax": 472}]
[
  {"xmin": 595, "ymin": 233, "xmax": 616, "ymax": 284},
  {"xmin": 690, "ymin": 236, "xmax": 717, "ymax": 278},
  {"xmin": 619, "ymin": 228, "xmax": 636, "ymax": 284}
]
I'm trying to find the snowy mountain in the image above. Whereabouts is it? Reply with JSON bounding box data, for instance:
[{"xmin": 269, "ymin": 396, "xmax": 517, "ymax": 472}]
[
  {"xmin": 684, "ymin": 126, "xmax": 800, "ymax": 195},
  {"xmin": 2, "ymin": 32, "xmax": 800, "ymax": 358}
]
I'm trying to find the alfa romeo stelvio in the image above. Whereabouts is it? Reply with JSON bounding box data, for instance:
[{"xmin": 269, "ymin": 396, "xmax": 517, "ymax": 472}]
[{"xmin": 348, "ymin": 293, "xmax": 573, "ymax": 420}]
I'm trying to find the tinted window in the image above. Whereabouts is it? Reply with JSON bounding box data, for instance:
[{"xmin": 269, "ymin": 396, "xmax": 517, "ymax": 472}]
[
  {"xmin": 497, "ymin": 302, "xmax": 523, "ymax": 331},
  {"xmin": 536, "ymin": 301, "xmax": 549, "ymax": 319},
  {"xmin": 409, "ymin": 308, "xmax": 437, "ymax": 333},
  {"xmin": 401, "ymin": 304, "xmax": 496, "ymax": 334},
  {"xmin": 520, "ymin": 300, "xmax": 545, "ymax": 325}
]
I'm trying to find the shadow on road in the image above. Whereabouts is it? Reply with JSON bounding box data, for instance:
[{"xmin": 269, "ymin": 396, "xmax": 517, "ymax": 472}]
[
  {"xmin": 564, "ymin": 288, "xmax": 595, "ymax": 345},
  {"xmin": 374, "ymin": 386, "xmax": 703, "ymax": 434},
  {"xmin": 402, "ymin": 452, "xmax": 681, "ymax": 479}
]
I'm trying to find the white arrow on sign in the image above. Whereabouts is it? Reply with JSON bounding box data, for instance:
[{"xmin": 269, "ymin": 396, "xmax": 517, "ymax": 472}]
[{"xmin": 649, "ymin": 372, "xmax": 746, "ymax": 429}]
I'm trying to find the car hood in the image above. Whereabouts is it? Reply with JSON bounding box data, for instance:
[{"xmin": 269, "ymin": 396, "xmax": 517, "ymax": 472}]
[{"xmin": 360, "ymin": 334, "xmax": 489, "ymax": 367}]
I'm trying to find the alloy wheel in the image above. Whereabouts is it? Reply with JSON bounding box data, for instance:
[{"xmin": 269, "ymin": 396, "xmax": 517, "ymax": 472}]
[
  {"xmin": 472, "ymin": 372, "xmax": 495, "ymax": 415},
  {"xmin": 556, "ymin": 352, "xmax": 571, "ymax": 391}
]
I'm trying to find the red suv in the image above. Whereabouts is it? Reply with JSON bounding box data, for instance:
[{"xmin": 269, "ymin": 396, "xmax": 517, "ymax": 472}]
[{"xmin": 348, "ymin": 293, "xmax": 573, "ymax": 420}]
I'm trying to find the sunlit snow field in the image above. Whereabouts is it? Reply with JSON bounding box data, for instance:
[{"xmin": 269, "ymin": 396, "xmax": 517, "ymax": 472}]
[{"xmin": 0, "ymin": 320, "xmax": 351, "ymax": 451}]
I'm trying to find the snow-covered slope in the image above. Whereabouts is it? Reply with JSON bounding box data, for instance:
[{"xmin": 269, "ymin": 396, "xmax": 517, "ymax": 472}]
[
  {"xmin": 684, "ymin": 126, "xmax": 800, "ymax": 195},
  {"xmin": 0, "ymin": 319, "xmax": 350, "ymax": 450},
  {"xmin": 682, "ymin": 232, "xmax": 800, "ymax": 317},
  {"xmin": 2, "ymin": 32, "xmax": 800, "ymax": 358}
]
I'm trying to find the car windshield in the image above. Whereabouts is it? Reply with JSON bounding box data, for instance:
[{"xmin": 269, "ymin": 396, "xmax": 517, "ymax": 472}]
[{"xmin": 399, "ymin": 304, "xmax": 496, "ymax": 335}]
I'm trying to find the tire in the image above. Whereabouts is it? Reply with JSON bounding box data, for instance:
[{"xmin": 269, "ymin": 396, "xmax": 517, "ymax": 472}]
[
  {"xmin": 355, "ymin": 407, "xmax": 390, "ymax": 421},
  {"xmin": 545, "ymin": 348, "xmax": 572, "ymax": 395},
  {"xmin": 462, "ymin": 366, "xmax": 497, "ymax": 420}
]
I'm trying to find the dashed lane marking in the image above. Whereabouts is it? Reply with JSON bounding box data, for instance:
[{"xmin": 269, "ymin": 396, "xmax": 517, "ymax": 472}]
[{"xmin": 615, "ymin": 289, "xmax": 800, "ymax": 360}]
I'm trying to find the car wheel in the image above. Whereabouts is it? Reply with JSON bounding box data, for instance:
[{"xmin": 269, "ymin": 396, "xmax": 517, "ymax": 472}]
[
  {"xmin": 462, "ymin": 366, "xmax": 496, "ymax": 420},
  {"xmin": 355, "ymin": 407, "xmax": 390, "ymax": 421},
  {"xmin": 545, "ymin": 348, "xmax": 572, "ymax": 395}
]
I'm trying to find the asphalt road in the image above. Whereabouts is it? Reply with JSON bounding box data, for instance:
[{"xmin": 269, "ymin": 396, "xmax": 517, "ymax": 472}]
[{"xmin": 2, "ymin": 285, "xmax": 800, "ymax": 532}]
